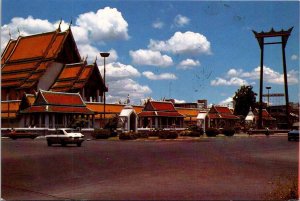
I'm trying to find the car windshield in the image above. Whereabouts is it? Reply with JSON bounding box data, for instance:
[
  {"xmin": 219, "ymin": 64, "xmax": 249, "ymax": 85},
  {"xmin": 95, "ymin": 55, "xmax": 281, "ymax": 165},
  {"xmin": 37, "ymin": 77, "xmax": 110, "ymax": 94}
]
[{"xmin": 65, "ymin": 129, "xmax": 80, "ymax": 133}]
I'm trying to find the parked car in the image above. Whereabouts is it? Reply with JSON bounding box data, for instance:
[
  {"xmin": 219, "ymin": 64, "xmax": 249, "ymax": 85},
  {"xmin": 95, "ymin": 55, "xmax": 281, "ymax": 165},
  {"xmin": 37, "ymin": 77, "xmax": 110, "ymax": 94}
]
[
  {"xmin": 288, "ymin": 122, "xmax": 299, "ymax": 141},
  {"xmin": 3, "ymin": 129, "xmax": 39, "ymax": 140},
  {"xmin": 46, "ymin": 129, "xmax": 84, "ymax": 147}
]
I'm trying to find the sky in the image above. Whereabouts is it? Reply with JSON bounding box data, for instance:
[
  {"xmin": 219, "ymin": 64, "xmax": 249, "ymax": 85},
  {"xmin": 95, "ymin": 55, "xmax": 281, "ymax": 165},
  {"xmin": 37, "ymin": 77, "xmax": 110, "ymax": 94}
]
[{"xmin": 1, "ymin": 0, "xmax": 299, "ymax": 106}]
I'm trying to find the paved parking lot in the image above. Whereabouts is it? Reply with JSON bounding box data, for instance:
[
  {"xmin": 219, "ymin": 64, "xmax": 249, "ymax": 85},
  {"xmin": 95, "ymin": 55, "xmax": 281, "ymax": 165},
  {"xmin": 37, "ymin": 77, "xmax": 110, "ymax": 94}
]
[{"xmin": 1, "ymin": 135, "xmax": 298, "ymax": 200}]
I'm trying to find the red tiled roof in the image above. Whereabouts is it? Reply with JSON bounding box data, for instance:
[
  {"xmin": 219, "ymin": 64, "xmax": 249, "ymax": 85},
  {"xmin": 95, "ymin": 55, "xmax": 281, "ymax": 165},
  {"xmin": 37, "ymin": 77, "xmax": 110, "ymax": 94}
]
[
  {"xmin": 215, "ymin": 106, "xmax": 232, "ymax": 114},
  {"xmin": 7, "ymin": 32, "xmax": 56, "ymax": 62},
  {"xmin": 45, "ymin": 33, "xmax": 66, "ymax": 58},
  {"xmin": 2, "ymin": 61, "xmax": 38, "ymax": 73},
  {"xmin": 138, "ymin": 111, "xmax": 184, "ymax": 117},
  {"xmin": 150, "ymin": 101, "xmax": 176, "ymax": 111},
  {"xmin": 40, "ymin": 91, "xmax": 84, "ymax": 106},
  {"xmin": 1, "ymin": 29, "xmax": 81, "ymax": 90},
  {"xmin": 1, "ymin": 40, "xmax": 17, "ymax": 64},
  {"xmin": 208, "ymin": 105, "xmax": 239, "ymax": 120},
  {"xmin": 50, "ymin": 62, "xmax": 85, "ymax": 92},
  {"xmin": 21, "ymin": 105, "xmax": 93, "ymax": 114}
]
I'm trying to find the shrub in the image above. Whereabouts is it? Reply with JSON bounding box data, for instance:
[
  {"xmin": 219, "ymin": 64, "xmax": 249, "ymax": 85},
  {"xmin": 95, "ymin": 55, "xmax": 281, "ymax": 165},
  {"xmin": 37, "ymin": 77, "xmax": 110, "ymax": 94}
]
[
  {"xmin": 205, "ymin": 128, "xmax": 220, "ymax": 137},
  {"xmin": 222, "ymin": 128, "xmax": 235, "ymax": 136},
  {"xmin": 264, "ymin": 175, "xmax": 298, "ymax": 200},
  {"xmin": 138, "ymin": 132, "xmax": 149, "ymax": 138},
  {"xmin": 92, "ymin": 129, "xmax": 111, "ymax": 139},
  {"xmin": 158, "ymin": 130, "xmax": 178, "ymax": 139},
  {"xmin": 119, "ymin": 131, "xmax": 138, "ymax": 140}
]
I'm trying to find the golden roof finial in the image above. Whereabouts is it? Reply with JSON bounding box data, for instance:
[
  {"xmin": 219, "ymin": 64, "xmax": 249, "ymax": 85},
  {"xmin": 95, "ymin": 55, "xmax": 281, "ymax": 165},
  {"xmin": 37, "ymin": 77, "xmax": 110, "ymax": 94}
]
[{"xmin": 57, "ymin": 18, "xmax": 62, "ymax": 31}]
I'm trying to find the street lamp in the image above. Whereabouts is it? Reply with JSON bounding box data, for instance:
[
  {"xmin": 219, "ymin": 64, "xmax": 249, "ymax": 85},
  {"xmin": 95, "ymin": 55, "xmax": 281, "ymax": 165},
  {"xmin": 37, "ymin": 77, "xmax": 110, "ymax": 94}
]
[
  {"xmin": 266, "ymin": 86, "xmax": 271, "ymax": 107},
  {"xmin": 100, "ymin": 52, "xmax": 110, "ymax": 127}
]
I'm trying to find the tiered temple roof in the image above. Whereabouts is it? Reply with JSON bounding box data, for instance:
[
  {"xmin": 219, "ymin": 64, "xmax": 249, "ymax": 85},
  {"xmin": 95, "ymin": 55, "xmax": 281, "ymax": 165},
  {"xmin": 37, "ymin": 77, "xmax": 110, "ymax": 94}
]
[
  {"xmin": 1, "ymin": 29, "xmax": 81, "ymax": 90},
  {"xmin": 20, "ymin": 90, "xmax": 93, "ymax": 114},
  {"xmin": 208, "ymin": 106, "xmax": 239, "ymax": 120},
  {"xmin": 139, "ymin": 100, "xmax": 184, "ymax": 118}
]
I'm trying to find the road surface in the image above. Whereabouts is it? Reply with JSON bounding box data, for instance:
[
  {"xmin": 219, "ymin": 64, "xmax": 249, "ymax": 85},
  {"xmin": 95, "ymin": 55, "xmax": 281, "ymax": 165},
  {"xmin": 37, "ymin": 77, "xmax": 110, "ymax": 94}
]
[{"xmin": 1, "ymin": 135, "xmax": 298, "ymax": 200}]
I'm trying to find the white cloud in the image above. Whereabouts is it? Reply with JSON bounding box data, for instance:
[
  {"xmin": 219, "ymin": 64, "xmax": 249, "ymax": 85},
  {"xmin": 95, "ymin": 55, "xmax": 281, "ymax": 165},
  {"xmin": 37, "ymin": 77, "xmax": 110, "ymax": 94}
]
[
  {"xmin": 98, "ymin": 62, "xmax": 140, "ymax": 81},
  {"xmin": 142, "ymin": 71, "xmax": 177, "ymax": 80},
  {"xmin": 177, "ymin": 58, "xmax": 200, "ymax": 70},
  {"xmin": 211, "ymin": 77, "xmax": 249, "ymax": 86},
  {"xmin": 237, "ymin": 66, "xmax": 298, "ymax": 85},
  {"xmin": 174, "ymin": 14, "xmax": 190, "ymax": 27},
  {"xmin": 152, "ymin": 20, "xmax": 164, "ymax": 29},
  {"xmin": 129, "ymin": 49, "xmax": 173, "ymax": 67},
  {"xmin": 174, "ymin": 99, "xmax": 186, "ymax": 103},
  {"xmin": 219, "ymin": 97, "xmax": 233, "ymax": 108},
  {"xmin": 106, "ymin": 79, "xmax": 152, "ymax": 104},
  {"xmin": 291, "ymin": 54, "xmax": 298, "ymax": 61},
  {"xmin": 212, "ymin": 66, "xmax": 299, "ymax": 87},
  {"xmin": 148, "ymin": 31, "xmax": 211, "ymax": 55},
  {"xmin": 76, "ymin": 7, "xmax": 129, "ymax": 42},
  {"xmin": 1, "ymin": 7, "xmax": 129, "ymax": 56}
]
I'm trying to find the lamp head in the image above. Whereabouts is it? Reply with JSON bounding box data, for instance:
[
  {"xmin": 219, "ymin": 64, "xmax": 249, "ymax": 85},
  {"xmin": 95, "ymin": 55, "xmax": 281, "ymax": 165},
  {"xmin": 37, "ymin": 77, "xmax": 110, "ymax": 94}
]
[{"xmin": 100, "ymin": 52, "xmax": 110, "ymax": 58}]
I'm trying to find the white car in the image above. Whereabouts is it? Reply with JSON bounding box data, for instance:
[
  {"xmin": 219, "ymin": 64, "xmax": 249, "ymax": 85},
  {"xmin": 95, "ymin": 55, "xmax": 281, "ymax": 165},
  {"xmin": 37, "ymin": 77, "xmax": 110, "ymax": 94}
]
[{"xmin": 46, "ymin": 129, "xmax": 84, "ymax": 147}]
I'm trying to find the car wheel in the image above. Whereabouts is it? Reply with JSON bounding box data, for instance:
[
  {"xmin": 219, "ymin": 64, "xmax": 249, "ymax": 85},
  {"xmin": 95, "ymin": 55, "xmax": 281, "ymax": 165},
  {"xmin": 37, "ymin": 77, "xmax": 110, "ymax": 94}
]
[
  {"xmin": 288, "ymin": 137, "xmax": 291, "ymax": 141},
  {"xmin": 47, "ymin": 141, "xmax": 52, "ymax": 146},
  {"xmin": 77, "ymin": 142, "xmax": 82, "ymax": 147},
  {"xmin": 61, "ymin": 142, "xmax": 66, "ymax": 147}
]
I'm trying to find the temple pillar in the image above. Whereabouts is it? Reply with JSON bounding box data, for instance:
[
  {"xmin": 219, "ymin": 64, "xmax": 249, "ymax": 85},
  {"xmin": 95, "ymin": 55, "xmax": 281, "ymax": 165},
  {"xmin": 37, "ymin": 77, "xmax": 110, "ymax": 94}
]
[
  {"xmin": 52, "ymin": 114, "xmax": 55, "ymax": 128},
  {"xmin": 39, "ymin": 114, "xmax": 42, "ymax": 127},
  {"xmin": 45, "ymin": 114, "xmax": 49, "ymax": 128}
]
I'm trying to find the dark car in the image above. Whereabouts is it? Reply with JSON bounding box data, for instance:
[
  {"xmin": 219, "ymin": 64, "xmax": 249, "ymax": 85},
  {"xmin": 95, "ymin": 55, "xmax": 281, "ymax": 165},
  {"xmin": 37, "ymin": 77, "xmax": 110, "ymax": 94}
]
[
  {"xmin": 288, "ymin": 122, "xmax": 299, "ymax": 141},
  {"xmin": 3, "ymin": 129, "xmax": 39, "ymax": 140}
]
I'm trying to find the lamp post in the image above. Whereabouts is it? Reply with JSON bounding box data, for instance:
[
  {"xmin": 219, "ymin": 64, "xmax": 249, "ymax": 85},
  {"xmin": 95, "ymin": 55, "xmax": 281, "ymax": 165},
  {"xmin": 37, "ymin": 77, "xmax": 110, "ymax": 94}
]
[
  {"xmin": 266, "ymin": 86, "xmax": 271, "ymax": 107},
  {"xmin": 100, "ymin": 52, "xmax": 110, "ymax": 128}
]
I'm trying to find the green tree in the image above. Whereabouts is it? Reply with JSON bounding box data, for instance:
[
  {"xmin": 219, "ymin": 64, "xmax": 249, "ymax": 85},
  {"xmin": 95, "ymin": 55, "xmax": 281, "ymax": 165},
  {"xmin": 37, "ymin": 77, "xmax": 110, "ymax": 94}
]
[{"xmin": 233, "ymin": 85, "xmax": 257, "ymax": 117}]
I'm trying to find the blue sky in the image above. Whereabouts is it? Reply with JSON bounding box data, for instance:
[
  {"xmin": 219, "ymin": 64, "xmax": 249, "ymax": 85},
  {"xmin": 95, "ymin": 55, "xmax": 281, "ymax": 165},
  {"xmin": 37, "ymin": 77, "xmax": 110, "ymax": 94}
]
[{"xmin": 2, "ymin": 1, "xmax": 299, "ymax": 106}]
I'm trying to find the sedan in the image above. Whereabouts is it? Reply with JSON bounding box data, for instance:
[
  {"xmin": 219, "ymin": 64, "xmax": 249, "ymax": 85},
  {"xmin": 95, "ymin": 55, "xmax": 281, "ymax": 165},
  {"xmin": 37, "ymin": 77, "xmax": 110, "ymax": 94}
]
[{"xmin": 46, "ymin": 129, "xmax": 84, "ymax": 147}]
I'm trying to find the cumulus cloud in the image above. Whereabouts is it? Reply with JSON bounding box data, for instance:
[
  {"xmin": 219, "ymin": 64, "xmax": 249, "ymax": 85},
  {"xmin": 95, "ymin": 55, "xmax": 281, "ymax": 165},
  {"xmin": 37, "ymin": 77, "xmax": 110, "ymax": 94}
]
[
  {"xmin": 211, "ymin": 77, "xmax": 249, "ymax": 86},
  {"xmin": 148, "ymin": 31, "xmax": 211, "ymax": 55},
  {"xmin": 129, "ymin": 49, "xmax": 173, "ymax": 67},
  {"xmin": 152, "ymin": 20, "xmax": 164, "ymax": 29},
  {"xmin": 174, "ymin": 14, "xmax": 190, "ymax": 27},
  {"xmin": 177, "ymin": 58, "xmax": 200, "ymax": 70},
  {"xmin": 106, "ymin": 79, "xmax": 152, "ymax": 104},
  {"xmin": 142, "ymin": 71, "xmax": 177, "ymax": 80},
  {"xmin": 219, "ymin": 97, "xmax": 233, "ymax": 107},
  {"xmin": 212, "ymin": 66, "xmax": 299, "ymax": 87},
  {"xmin": 1, "ymin": 7, "xmax": 129, "ymax": 58},
  {"xmin": 98, "ymin": 62, "xmax": 140, "ymax": 81},
  {"xmin": 174, "ymin": 99, "xmax": 186, "ymax": 103},
  {"xmin": 76, "ymin": 7, "xmax": 129, "ymax": 42},
  {"xmin": 227, "ymin": 66, "xmax": 299, "ymax": 85},
  {"xmin": 291, "ymin": 54, "xmax": 298, "ymax": 60}
]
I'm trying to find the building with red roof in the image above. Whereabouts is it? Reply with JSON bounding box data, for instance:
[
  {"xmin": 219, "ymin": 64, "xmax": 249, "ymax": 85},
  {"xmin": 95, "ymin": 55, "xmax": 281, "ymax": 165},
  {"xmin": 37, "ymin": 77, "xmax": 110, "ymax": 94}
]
[
  {"xmin": 207, "ymin": 105, "xmax": 240, "ymax": 129},
  {"xmin": 19, "ymin": 90, "xmax": 94, "ymax": 128},
  {"xmin": 138, "ymin": 100, "xmax": 184, "ymax": 129},
  {"xmin": 1, "ymin": 26, "xmax": 106, "ymax": 102},
  {"xmin": 1, "ymin": 26, "xmax": 107, "ymax": 128}
]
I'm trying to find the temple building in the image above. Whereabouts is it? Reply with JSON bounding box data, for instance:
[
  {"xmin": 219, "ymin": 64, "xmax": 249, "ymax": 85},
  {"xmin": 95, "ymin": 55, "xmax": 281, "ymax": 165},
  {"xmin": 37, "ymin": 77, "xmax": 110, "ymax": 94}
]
[
  {"xmin": 138, "ymin": 100, "xmax": 184, "ymax": 129},
  {"xmin": 207, "ymin": 105, "xmax": 240, "ymax": 129},
  {"xmin": 19, "ymin": 90, "xmax": 94, "ymax": 128},
  {"xmin": 1, "ymin": 26, "xmax": 106, "ymax": 102},
  {"xmin": 1, "ymin": 26, "xmax": 107, "ymax": 128}
]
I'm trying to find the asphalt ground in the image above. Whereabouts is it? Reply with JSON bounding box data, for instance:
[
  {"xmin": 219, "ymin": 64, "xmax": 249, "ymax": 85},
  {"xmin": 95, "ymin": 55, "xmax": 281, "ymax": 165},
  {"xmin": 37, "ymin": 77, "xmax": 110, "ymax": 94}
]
[{"xmin": 1, "ymin": 134, "xmax": 299, "ymax": 200}]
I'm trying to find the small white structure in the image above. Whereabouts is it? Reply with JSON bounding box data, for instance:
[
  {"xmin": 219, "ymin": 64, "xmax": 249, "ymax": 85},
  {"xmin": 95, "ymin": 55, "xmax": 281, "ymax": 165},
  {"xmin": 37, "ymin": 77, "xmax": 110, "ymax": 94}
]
[
  {"xmin": 118, "ymin": 105, "xmax": 138, "ymax": 132},
  {"xmin": 245, "ymin": 109, "xmax": 255, "ymax": 122},
  {"xmin": 197, "ymin": 111, "xmax": 207, "ymax": 132}
]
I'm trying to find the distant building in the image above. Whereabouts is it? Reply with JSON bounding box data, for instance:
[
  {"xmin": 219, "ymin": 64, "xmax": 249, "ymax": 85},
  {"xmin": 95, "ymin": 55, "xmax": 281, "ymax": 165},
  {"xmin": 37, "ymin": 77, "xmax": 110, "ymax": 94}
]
[
  {"xmin": 138, "ymin": 100, "xmax": 184, "ymax": 129},
  {"xmin": 19, "ymin": 90, "xmax": 94, "ymax": 128},
  {"xmin": 207, "ymin": 105, "xmax": 240, "ymax": 129}
]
